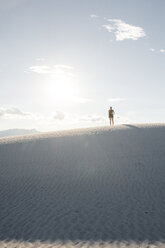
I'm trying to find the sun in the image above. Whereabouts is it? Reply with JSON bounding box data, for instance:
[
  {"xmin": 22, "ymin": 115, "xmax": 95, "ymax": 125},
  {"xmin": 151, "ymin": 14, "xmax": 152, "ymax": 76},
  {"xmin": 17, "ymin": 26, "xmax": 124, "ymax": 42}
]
[{"xmin": 45, "ymin": 70, "xmax": 77, "ymax": 104}]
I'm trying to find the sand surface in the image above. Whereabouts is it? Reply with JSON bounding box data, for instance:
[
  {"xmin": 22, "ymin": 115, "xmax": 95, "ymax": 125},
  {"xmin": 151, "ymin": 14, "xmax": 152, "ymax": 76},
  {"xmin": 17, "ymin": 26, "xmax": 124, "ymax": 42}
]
[{"xmin": 0, "ymin": 124, "xmax": 165, "ymax": 247}]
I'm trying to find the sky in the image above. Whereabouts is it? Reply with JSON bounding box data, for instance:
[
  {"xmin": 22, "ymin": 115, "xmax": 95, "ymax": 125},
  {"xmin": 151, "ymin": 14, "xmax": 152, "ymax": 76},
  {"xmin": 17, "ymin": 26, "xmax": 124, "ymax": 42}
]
[{"xmin": 0, "ymin": 0, "xmax": 165, "ymax": 131}]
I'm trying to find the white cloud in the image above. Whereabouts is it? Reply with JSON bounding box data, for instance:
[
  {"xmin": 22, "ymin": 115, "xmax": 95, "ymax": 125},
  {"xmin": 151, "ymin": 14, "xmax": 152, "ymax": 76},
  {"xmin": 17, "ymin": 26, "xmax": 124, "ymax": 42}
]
[
  {"xmin": 5, "ymin": 108, "xmax": 29, "ymax": 116},
  {"xmin": 0, "ymin": 107, "xmax": 35, "ymax": 119},
  {"xmin": 103, "ymin": 19, "xmax": 146, "ymax": 41},
  {"xmin": 28, "ymin": 65, "xmax": 50, "ymax": 74},
  {"xmin": 27, "ymin": 65, "xmax": 74, "ymax": 75},
  {"xmin": 0, "ymin": 107, "xmax": 43, "ymax": 121},
  {"xmin": 0, "ymin": 107, "xmax": 28, "ymax": 117},
  {"xmin": 107, "ymin": 98, "xmax": 125, "ymax": 102},
  {"xmin": 90, "ymin": 14, "xmax": 98, "ymax": 18},
  {"xmin": 149, "ymin": 49, "xmax": 165, "ymax": 53},
  {"xmin": 53, "ymin": 111, "xmax": 65, "ymax": 121}
]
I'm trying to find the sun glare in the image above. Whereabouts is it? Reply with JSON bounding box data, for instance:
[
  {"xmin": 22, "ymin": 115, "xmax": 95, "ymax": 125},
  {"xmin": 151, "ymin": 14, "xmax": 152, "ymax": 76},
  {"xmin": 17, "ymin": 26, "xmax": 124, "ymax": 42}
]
[{"xmin": 45, "ymin": 69, "xmax": 77, "ymax": 104}]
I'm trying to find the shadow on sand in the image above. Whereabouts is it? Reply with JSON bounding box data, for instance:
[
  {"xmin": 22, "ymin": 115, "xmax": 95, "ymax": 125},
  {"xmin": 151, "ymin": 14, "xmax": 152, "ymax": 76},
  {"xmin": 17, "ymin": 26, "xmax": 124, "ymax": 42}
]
[{"xmin": 124, "ymin": 124, "xmax": 140, "ymax": 129}]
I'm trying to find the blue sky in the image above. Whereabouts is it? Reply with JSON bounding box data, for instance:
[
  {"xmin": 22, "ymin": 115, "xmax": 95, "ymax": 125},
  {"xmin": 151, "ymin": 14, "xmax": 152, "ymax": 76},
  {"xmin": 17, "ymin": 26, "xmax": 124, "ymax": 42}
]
[{"xmin": 0, "ymin": 0, "xmax": 165, "ymax": 131}]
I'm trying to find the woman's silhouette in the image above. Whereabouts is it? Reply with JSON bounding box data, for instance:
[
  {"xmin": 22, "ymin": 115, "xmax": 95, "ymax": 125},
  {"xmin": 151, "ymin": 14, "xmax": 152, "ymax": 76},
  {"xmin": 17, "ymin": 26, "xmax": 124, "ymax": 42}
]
[{"xmin": 108, "ymin": 106, "xmax": 115, "ymax": 126}]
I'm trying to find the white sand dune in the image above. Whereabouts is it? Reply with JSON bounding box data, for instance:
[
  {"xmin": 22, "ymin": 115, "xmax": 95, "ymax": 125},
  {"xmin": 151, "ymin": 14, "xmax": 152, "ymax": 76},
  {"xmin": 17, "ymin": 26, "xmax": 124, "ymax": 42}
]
[
  {"xmin": 0, "ymin": 123, "xmax": 165, "ymax": 248},
  {"xmin": 0, "ymin": 129, "xmax": 39, "ymax": 138}
]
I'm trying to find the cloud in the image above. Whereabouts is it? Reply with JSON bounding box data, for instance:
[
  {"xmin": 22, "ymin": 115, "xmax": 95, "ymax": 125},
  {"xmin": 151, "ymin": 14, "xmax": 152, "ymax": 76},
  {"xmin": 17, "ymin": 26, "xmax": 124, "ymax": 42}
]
[
  {"xmin": 0, "ymin": 107, "xmax": 37, "ymax": 120},
  {"xmin": 28, "ymin": 65, "xmax": 50, "ymax": 74},
  {"xmin": 107, "ymin": 98, "xmax": 125, "ymax": 102},
  {"xmin": 5, "ymin": 108, "xmax": 29, "ymax": 116},
  {"xmin": 149, "ymin": 48, "xmax": 165, "ymax": 53},
  {"xmin": 53, "ymin": 111, "xmax": 65, "ymax": 121},
  {"xmin": 102, "ymin": 19, "xmax": 146, "ymax": 41},
  {"xmin": 90, "ymin": 14, "xmax": 98, "ymax": 18},
  {"xmin": 0, "ymin": 107, "xmax": 29, "ymax": 116},
  {"xmin": 27, "ymin": 65, "xmax": 74, "ymax": 75}
]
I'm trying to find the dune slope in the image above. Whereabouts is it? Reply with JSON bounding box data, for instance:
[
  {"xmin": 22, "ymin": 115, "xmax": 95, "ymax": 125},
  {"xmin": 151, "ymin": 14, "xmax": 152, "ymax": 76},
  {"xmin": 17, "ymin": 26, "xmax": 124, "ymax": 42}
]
[{"xmin": 0, "ymin": 124, "xmax": 165, "ymax": 247}]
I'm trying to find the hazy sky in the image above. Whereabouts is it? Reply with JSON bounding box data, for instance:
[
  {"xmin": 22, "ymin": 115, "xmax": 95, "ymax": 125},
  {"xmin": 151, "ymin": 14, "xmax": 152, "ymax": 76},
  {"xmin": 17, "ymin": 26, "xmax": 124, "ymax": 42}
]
[{"xmin": 0, "ymin": 0, "xmax": 165, "ymax": 131}]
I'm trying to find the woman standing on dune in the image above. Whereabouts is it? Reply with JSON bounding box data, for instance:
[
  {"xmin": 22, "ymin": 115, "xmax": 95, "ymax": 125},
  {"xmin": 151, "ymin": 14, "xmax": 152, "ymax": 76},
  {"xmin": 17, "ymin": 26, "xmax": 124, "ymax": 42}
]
[{"xmin": 108, "ymin": 106, "xmax": 115, "ymax": 126}]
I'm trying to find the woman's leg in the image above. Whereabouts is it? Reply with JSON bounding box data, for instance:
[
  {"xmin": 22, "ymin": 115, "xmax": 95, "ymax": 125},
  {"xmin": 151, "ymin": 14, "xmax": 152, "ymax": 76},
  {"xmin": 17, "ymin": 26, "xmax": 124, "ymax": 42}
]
[{"xmin": 112, "ymin": 117, "xmax": 114, "ymax": 125}]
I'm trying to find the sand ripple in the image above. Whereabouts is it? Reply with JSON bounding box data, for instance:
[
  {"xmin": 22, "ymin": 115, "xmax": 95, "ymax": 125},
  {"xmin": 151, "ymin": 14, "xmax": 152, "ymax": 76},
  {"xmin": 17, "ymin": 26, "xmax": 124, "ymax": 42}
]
[{"xmin": 0, "ymin": 124, "xmax": 165, "ymax": 247}]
